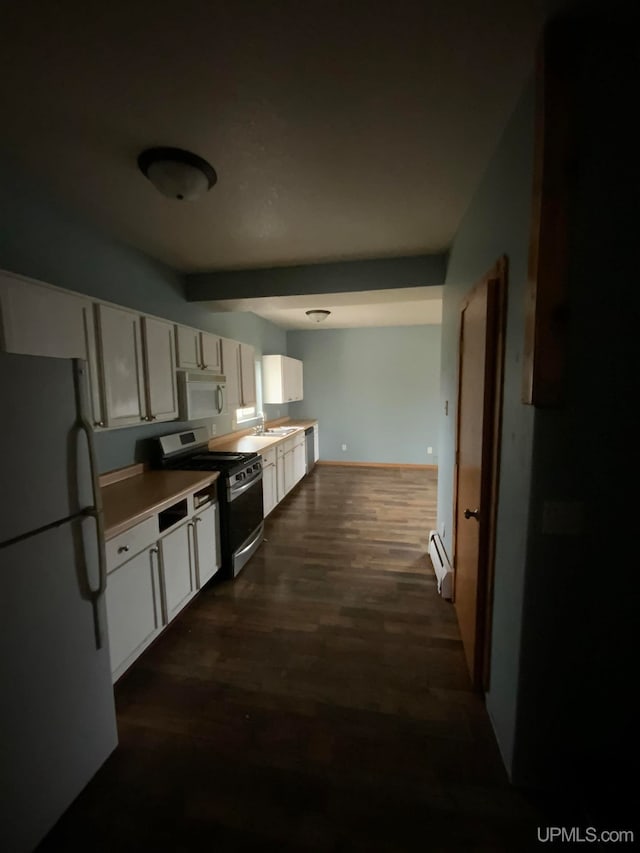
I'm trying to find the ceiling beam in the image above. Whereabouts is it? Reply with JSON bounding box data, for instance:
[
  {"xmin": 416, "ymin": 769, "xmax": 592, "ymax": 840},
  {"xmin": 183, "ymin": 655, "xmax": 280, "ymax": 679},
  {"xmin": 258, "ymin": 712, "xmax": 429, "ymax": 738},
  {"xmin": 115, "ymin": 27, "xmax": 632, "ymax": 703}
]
[{"xmin": 185, "ymin": 253, "xmax": 448, "ymax": 302}]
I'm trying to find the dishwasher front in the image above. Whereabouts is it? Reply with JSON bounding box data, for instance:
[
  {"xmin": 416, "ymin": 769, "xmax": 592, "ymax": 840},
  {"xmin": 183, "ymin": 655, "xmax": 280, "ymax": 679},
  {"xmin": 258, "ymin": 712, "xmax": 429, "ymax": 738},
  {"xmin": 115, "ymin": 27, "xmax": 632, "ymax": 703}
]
[{"xmin": 305, "ymin": 427, "xmax": 315, "ymax": 474}]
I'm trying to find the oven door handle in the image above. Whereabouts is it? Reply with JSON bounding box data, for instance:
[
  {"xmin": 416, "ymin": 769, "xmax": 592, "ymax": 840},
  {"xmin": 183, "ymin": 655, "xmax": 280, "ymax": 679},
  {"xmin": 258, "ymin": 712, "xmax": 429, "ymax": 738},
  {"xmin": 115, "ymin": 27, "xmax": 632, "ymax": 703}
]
[{"xmin": 228, "ymin": 470, "xmax": 263, "ymax": 501}]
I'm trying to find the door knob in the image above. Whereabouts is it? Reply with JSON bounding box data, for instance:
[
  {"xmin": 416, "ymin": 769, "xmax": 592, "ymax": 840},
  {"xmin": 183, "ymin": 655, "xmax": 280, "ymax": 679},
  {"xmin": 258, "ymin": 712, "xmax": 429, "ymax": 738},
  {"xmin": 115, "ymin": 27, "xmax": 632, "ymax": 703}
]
[{"xmin": 464, "ymin": 508, "xmax": 480, "ymax": 521}]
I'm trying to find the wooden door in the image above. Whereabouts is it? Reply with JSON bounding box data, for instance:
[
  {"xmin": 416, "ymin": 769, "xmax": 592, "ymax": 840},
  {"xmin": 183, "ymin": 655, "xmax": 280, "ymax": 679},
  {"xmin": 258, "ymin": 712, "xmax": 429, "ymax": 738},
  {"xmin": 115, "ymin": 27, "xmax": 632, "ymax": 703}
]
[
  {"xmin": 454, "ymin": 259, "xmax": 506, "ymax": 689},
  {"xmin": 142, "ymin": 317, "xmax": 178, "ymax": 422}
]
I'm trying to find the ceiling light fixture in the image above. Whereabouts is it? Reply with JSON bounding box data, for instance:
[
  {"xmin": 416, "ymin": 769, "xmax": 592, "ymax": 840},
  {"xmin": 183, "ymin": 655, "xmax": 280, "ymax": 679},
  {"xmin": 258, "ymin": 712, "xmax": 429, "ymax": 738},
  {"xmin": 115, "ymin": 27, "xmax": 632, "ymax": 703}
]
[
  {"xmin": 305, "ymin": 309, "xmax": 331, "ymax": 323},
  {"xmin": 137, "ymin": 147, "xmax": 217, "ymax": 201}
]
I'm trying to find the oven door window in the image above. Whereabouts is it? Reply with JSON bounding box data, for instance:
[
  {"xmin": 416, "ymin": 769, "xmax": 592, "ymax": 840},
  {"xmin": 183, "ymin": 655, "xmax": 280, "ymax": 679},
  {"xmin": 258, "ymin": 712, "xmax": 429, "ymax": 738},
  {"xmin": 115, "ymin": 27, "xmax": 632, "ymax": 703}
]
[{"xmin": 228, "ymin": 479, "xmax": 263, "ymax": 553}]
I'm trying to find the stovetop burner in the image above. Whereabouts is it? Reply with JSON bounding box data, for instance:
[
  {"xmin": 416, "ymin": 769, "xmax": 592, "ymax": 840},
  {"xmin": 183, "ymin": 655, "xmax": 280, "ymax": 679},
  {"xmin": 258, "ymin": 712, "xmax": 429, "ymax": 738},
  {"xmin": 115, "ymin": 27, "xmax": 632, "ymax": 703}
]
[
  {"xmin": 156, "ymin": 427, "xmax": 261, "ymax": 476},
  {"xmin": 192, "ymin": 452, "xmax": 250, "ymax": 462}
]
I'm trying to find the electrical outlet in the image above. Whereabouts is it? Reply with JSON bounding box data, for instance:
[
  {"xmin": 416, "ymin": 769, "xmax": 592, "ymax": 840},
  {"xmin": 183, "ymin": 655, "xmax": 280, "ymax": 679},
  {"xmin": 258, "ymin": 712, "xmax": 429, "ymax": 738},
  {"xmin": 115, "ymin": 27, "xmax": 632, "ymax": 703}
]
[
  {"xmin": 277, "ymin": 409, "xmax": 281, "ymax": 416},
  {"xmin": 427, "ymin": 446, "xmax": 433, "ymax": 455},
  {"xmin": 210, "ymin": 424, "xmax": 217, "ymax": 436},
  {"xmin": 341, "ymin": 443, "xmax": 347, "ymax": 451}
]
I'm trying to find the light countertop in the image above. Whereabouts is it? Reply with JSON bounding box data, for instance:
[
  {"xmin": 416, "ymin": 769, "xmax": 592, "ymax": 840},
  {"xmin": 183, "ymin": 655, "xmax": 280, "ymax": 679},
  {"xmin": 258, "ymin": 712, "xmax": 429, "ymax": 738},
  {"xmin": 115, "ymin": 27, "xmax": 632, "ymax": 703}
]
[
  {"xmin": 209, "ymin": 419, "xmax": 317, "ymax": 454},
  {"xmin": 102, "ymin": 469, "xmax": 220, "ymax": 540}
]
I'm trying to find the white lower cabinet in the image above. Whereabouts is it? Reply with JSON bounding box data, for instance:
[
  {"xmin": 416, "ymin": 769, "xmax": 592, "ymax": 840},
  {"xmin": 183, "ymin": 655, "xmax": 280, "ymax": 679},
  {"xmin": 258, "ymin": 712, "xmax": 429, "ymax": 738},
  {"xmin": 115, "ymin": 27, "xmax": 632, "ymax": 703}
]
[
  {"xmin": 293, "ymin": 436, "xmax": 306, "ymax": 483},
  {"xmin": 263, "ymin": 462, "xmax": 277, "ymax": 517},
  {"xmin": 106, "ymin": 546, "xmax": 162, "ymax": 681},
  {"xmin": 283, "ymin": 445, "xmax": 295, "ymax": 494},
  {"xmin": 276, "ymin": 453, "xmax": 285, "ymax": 503},
  {"xmin": 105, "ymin": 492, "xmax": 221, "ymax": 681},
  {"xmin": 159, "ymin": 521, "xmax": 195, "ymax": 623},
  {"xmin": 193, "ymin": 503, "xmax": 221, "ymax": 587}
]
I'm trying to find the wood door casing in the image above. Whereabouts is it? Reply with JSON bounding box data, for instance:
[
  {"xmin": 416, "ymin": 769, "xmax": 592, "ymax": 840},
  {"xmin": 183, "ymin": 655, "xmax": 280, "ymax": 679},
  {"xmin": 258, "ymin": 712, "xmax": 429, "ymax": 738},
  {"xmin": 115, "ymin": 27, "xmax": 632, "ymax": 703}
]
[{"xmin": 453, "ymin": 258, "xmax": 506, "ymax": 690}]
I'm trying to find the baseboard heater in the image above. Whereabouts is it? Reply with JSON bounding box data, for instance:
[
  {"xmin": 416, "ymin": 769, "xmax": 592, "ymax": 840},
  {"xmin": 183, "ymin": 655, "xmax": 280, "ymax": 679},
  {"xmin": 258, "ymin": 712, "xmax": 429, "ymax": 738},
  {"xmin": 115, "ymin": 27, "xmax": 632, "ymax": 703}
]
[{"xmin": 428, "ymin": 530, "xmax": 453, "ymax": 600}]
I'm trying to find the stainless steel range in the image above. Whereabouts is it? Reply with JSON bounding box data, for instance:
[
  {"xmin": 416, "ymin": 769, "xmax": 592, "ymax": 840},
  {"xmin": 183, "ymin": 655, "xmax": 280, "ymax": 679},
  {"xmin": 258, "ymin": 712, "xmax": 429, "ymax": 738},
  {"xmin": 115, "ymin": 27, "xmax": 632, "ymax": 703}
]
[{"xmin": 157, "ymin": 427, "xmax": 264, "ymax": 578}]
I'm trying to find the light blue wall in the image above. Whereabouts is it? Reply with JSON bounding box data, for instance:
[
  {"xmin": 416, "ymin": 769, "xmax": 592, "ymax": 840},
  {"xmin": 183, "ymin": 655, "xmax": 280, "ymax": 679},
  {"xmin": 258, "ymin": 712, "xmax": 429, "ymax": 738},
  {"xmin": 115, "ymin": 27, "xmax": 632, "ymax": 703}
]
[
  {"xmin": 0, "ymin": 158, "xmax": 288, "ymax": 472},
  {"xmin": 437, "ymin": 81, "xmax": 535, "ymax": 774},
  {"xmin": 287, "ymin": 326, "xmax": 441, "ymax": 464}
]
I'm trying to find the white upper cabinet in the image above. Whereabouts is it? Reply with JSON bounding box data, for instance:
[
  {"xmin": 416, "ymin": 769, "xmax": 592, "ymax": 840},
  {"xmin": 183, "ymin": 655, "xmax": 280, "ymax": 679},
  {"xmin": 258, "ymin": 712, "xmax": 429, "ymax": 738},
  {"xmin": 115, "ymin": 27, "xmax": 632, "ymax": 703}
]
[
  {"xmin": 262, "ymin": 355, "xmax": 304, "ymax": 404},
  {"xmin": 142, "ymin": 317, "xmax": 179, "ymax": 422},
  {"xmin": 221, "ymin": 337, "xmax": 241, "ymax": 410},
  {"xmin": 0, "ymin": 271, "xmax": 104, "ymax": 426},
  {"xmin": 1, "ymin": 270, "xmax": 265, "ymax": 431},
  {"xmin": 175, "ymin": 325, "xmax": 222, "ymax": 373},
  {"xmin": 96, "ymin": 304, "xmax": 147, "ymax": 428},
  {"xmin": 201, "ymin": 332, "xmax": 222, "ymax": 373},
  {"xmin": 98, "ymin": 307, "xmax": 180, "ymax": 428},
  {"xmin": 175, "ymin": 325, "xmax": 201, "ymax": 370},
  {"xmin": 221, "ymin": 339, "xmax": 256, "ymax": 410},
  {"xmin": 239, "ymin": 343, "xmax": 257, "ymax": 407}
]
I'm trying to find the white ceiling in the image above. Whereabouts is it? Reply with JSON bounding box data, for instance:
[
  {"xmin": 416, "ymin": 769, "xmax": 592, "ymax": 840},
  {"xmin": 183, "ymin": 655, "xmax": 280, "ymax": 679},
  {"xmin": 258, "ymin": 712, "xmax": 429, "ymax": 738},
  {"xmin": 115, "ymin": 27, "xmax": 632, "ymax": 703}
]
[
  {"xmin": 0, "ymin": 0, "xmax": 551, "ymax": 272},
  {"xmin": 206, "ymin": 286, "xmax": 443, "ymax": 329}
]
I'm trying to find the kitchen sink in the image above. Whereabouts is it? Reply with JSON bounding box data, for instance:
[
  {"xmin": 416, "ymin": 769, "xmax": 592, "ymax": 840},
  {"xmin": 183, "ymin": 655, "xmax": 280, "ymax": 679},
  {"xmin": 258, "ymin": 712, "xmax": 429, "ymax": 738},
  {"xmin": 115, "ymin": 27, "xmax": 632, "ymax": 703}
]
[{"xmin": 264, "ymin": 427, "xmax": 298, "ymax": 435}]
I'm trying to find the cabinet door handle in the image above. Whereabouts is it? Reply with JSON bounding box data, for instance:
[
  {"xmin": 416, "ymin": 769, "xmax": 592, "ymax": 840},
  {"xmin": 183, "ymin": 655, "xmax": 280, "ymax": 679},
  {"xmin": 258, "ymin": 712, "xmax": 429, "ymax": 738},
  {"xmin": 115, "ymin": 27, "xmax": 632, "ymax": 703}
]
[
  {"xmin": 194, "ymin": 516, "xmax": 202, "ymax": 523},
  {"xmin": 117, "ymin": 545, "xmax": 130, "ymax": 554},
  {"xmin": 93, "ymin": 420, "xmax": 105, "ymax": 428}
]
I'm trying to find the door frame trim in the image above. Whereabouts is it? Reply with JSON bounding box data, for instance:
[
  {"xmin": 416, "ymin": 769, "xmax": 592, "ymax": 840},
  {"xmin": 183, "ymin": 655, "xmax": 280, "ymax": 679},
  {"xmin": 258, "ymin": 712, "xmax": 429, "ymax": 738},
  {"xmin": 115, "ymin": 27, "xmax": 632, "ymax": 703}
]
[{"xmin": 452, "ymin": 256, "xmax": 508, "ymax": 691}]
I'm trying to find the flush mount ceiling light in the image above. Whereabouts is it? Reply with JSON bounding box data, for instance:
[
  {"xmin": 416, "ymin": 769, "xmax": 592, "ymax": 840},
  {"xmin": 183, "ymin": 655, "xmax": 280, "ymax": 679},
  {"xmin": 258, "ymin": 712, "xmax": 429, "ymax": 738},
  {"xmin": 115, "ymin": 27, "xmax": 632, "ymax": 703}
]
[
  {"xmin": 305, "ymin": 309, "xmax": 331, "ymax": 323},
  {"xmin": 137, "ymin": 147, "xmax": 217, "ymax": 201}
]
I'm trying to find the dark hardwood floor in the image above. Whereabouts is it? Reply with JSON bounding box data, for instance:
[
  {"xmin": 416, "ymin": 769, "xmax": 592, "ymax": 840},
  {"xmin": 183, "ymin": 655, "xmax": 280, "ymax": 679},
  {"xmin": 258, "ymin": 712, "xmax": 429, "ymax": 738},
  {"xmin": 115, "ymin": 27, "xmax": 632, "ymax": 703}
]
[{"xmin": 38, "ymin": 465, "xmax": 545, "ymax": 852}]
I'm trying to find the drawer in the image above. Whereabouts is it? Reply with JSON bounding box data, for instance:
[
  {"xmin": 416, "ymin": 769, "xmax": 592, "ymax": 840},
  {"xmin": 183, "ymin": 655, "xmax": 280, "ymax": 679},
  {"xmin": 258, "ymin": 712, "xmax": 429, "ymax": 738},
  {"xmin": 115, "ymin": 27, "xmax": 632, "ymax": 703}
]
[
  {"xmin": 106, "ymin": 515, "xmax": 160, "ymax": 574},
  {"xmin": 284, "ymin": 437, "xmax": 296, "ymax": 453},
  {"xmin": 262, "ymin": 448, "xmax": 276, "ymax": 467}
]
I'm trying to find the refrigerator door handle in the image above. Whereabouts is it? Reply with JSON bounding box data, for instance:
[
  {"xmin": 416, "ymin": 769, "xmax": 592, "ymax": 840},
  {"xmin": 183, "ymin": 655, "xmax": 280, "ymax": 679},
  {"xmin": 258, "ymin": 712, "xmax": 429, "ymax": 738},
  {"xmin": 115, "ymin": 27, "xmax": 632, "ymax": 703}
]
[{"xmin": 73, "ymin": 359, "xmax": 108, "ymax": 648}]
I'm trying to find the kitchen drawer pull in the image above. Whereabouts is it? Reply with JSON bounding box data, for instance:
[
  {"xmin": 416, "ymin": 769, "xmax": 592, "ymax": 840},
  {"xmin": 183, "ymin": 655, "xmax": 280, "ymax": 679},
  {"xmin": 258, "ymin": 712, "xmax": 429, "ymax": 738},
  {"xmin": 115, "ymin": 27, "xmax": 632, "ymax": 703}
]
[{"xmin": 117, "ymin": 545, "xmax": 130, "ymax": 554}]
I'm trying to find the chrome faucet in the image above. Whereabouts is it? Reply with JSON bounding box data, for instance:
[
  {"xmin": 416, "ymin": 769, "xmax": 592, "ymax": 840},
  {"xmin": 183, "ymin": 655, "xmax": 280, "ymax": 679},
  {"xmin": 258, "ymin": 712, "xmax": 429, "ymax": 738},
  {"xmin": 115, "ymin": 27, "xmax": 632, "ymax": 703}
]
[{"xmin": 253, "ymin": 415, "xmax": 266, "ymax": 435}]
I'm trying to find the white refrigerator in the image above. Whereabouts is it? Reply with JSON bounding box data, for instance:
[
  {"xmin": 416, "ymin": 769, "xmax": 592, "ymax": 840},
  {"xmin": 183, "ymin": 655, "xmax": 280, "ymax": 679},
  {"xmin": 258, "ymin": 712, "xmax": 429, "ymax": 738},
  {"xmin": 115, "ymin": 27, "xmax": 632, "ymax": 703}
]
[{"xmin": 0, "ymin": 352, "xmax": 118, "ymax": 852}]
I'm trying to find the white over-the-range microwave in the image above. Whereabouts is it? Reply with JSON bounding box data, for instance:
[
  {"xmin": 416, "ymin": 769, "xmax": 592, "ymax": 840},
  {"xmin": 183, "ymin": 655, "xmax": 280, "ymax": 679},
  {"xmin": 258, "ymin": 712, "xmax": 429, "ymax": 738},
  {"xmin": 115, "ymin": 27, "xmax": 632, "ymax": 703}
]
[{"xmin": 177, "ymin": 371, "xmax": 227, "ymax": 420}]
